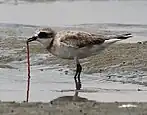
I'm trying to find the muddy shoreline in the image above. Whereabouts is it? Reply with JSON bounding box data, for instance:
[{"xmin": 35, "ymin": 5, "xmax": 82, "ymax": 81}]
[{"xmin": 1, "ymin": 98, "xmax": 147, "ymax": 115}]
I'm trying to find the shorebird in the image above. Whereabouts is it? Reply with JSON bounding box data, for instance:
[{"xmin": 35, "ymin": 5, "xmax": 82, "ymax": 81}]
[{"xmin": 27, "ymin": 28, "xmax": 132, "ymax": 90}]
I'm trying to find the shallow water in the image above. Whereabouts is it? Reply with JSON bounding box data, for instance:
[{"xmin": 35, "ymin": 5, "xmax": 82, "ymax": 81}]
[
  {"xmin": 1, "ymin": 59, "xmax": 147, "ymax": 102},
  {"xmin": 0, "ymin": 1, "xmax": 147, "ymax": 26},
  {"xmin": 0, "ymin": 1, "xmax": 147, "ymax": 41}
]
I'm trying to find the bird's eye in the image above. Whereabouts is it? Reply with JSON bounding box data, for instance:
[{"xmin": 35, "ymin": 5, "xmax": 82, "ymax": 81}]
[{"xmin": 38, "ymin": 32, "xmax": 48, "ymax": 38}]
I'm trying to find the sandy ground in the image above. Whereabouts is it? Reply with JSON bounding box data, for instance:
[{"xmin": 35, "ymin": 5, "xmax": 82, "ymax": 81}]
[
  {"xmin": 1, "ymin": 24, "xmax": 147, "ymax": 114},
  {"xmin": 1, "ymin": 97, "xmax": 147, "ymax": 115}
]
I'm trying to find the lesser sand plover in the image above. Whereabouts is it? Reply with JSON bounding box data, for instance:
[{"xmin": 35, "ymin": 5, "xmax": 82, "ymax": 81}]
[{"xmin": 27, "ymin": 28, "xmax": 132, "ymax": 90}]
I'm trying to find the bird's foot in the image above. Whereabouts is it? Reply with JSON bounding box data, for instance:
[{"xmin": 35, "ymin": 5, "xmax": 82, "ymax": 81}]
[{"xmin": 76, "ymin": 82, "xmax": 81, "ymax": 90}]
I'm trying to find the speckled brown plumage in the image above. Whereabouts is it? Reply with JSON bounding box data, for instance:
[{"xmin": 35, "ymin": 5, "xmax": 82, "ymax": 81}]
[{"xmin": 59, "ymin": 31, "xmax": 105, "ymax": 48}]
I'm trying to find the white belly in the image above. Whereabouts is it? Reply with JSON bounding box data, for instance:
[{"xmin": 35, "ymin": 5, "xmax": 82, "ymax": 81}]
[{"xmin": 49, "ymin": 39, "xmax": 119, "ymax": 59}]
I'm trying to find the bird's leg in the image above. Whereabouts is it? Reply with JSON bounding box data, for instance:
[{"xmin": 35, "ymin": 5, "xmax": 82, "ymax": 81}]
[
  {"xmin": 74, "ymin": 64, "xmax": 79, "ymax": 90},
  {"xmin": 77, "ymin": 63, "xmax": 82, "ymax": 89},
  {"xmin": 74, "ymin": 57, "xmax": 82, "ymax": 90}
]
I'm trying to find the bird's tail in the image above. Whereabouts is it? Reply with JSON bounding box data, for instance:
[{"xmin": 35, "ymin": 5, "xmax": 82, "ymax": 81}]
[{"xmin": 106, "ymin": 33, "xmax": 133, "ymax": 40}]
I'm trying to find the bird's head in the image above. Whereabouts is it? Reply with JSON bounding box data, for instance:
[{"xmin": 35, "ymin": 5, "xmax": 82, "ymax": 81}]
[{"xmin": 27, "ymin": 28, "xmax": 56, "ymax": 48}]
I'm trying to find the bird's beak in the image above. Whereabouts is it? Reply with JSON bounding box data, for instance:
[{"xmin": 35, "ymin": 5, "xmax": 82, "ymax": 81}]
[{"xmin": 27, "ymin": 36, "xmax": 37, "ymax": 43}]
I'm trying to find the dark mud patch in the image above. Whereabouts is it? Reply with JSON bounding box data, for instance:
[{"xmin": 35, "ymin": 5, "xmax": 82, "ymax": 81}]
[{"xmin": 0, "ymin": 64, "xmax": 17, "ymax": 69}]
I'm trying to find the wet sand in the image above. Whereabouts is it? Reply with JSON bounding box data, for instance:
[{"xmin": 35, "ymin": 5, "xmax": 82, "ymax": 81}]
[
  {"xmin": 1, "ymin": 23, "xmax": 147, "ymax": 114},
  {"xmin": 1, "ymin": 98, "xmax": 147, "ymax": 115}
]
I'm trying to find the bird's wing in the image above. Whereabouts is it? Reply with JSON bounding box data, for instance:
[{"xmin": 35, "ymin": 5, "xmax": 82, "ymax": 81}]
[{"xmin": 59, "ymin": 31, "xmax": 105, "ymax": 48}]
